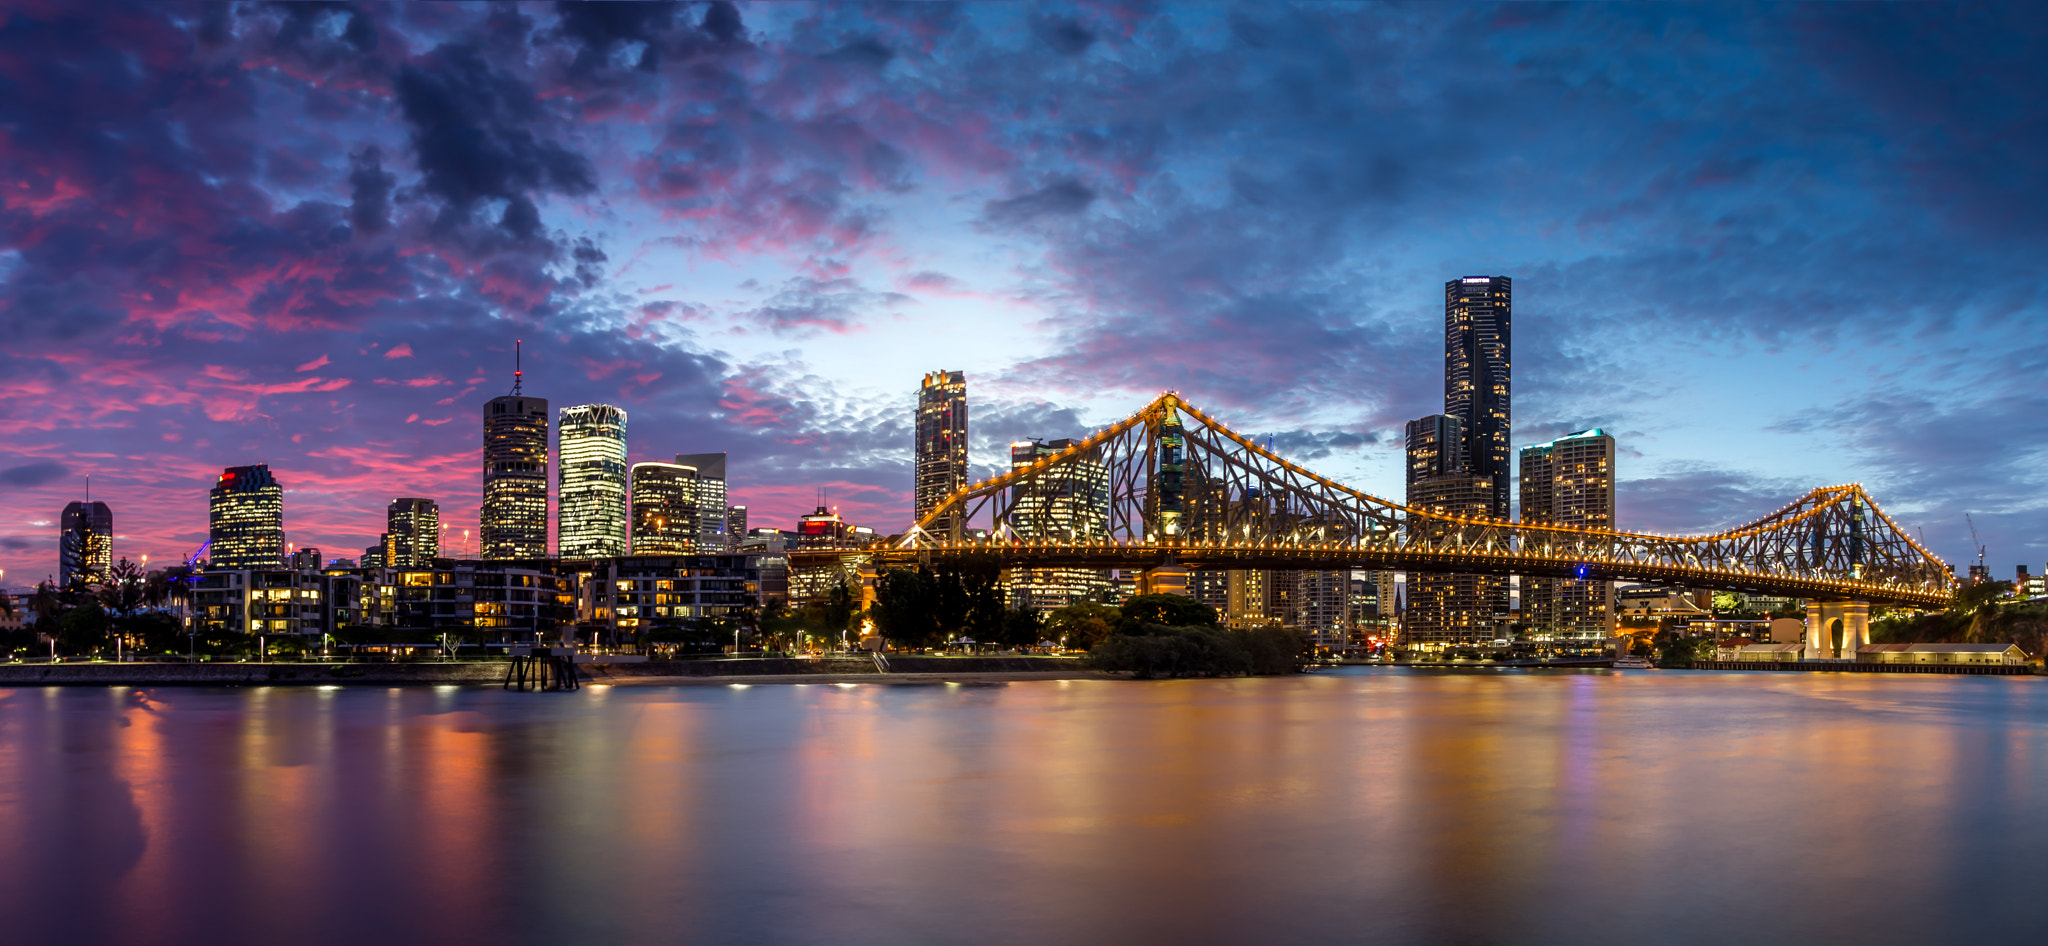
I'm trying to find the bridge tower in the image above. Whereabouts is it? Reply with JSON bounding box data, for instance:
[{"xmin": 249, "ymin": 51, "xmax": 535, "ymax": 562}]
[{"xmin": 1802, "ymin": 600, "xmax": 1870, "ymax": 659}]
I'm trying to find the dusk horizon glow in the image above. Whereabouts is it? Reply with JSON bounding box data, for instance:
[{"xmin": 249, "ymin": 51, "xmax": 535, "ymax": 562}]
[{"xmin": 3, "ymin": 2, "xmax": 2044, "ymax": 583}]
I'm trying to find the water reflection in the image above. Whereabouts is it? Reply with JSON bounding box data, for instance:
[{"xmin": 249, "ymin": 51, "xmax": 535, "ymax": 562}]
[{"xmin": 2, "ymin": 670, "xmax": 2046, "ymax": 945}]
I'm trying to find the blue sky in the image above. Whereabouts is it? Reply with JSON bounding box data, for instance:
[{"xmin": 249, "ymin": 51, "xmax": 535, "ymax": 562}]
[{"xmin": 1, "ymin": 2, "xmax": 2042, "ymax": 583}]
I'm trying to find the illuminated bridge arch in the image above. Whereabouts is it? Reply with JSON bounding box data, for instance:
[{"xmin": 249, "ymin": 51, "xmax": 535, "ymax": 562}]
[{"xmin": 845, "ymin": 392, "xmax": 1950, "ymax": 607}]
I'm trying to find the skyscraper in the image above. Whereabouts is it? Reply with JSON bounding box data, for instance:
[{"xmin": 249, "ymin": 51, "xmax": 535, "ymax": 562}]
[
  {"xmin": 382, "ymin": 498, "xmax": 440, "ymax": 568},
  {"xmin": 726, "ymin": 505, "xmax": 747, "ymax": 542},
  {"xmin": 629, "ymin": 461, "xmax": 698, "ymax": 553},
  {"xmin": 58, "ymin": 500, "xmax": 112, "ymax": 587},
  {"xmin": 914, "ymin": 370, "xmax": 968, "ymax": 536},
  {"xmin": 209, "ymin": 464, "xmax": 284, "ymax": 570},
  {"xmin": 675, "ymin": 452, "xmax": 728, "ymax": 551},
  {"xmin": 1520, "ymin": 429, "xmax": 1617, "ymax": 649},
  {"xmin": 1444, "ymin": 276, "xmax": 1511, "ymax": 517},
  {"xmin": 1006, "ymin": 438, "xmax": 1110, "ymax": 610},
  {"xmin": 482, "ymin": 350, "xmax": 549, "ymax": 559},
  {"xmin": 1403, "ymin": 472, "xmax": 1504, "ymax": 647},
  {"xmin": 1404, "ymin": 414, "xmax": 1465, "ymax": 488},
  {"xmin": 559, "ymin": 404, "xmax": 630, "ymax": 558}
]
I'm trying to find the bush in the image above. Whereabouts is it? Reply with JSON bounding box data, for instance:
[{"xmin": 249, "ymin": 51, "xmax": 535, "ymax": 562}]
[{"xmin": 1087, "ymin": 623, "xmax": 1308, "ymax": 678}]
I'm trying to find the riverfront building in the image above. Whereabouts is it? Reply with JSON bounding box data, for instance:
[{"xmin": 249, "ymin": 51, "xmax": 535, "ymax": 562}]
[
  {"xmin": 559, "ymin": 404, "xmax": 630, "ymax": 558},
  {"xmin": 567, "ymin": 554, "xmax": 760, "ymax": 644},
  {"xmin": 629, "ymin": 461, "xmax": 698, "ymax": 553},
  {"xmin": 481, "ymin": 390, "xmax": 550, "ymax": 559},
  {"xmin": 1403, "ymin": 473, "xmax": 1505, "ymax": 647},
  {"xmin": 675, "ymin": 452, "xmax": 730, "ymax": 551},
  {"xmin": 192, "ymin": 566, "xmax": 357, "ymax": 637},
  {"xmin": 1519, "ymin": 429, "xmax": 1618, "ymax": 650},
  {"xmin": 381, "ymin": 498, "xmax": 440, "ymax": 569},
  {"xmin": 1444, "ymin": 276, "xmax": 1512, "ymax": 517},
  {"xmin": 58, "ymin": 500, "xmax": 113, "ymax": 587},
  {"xmin": 208, "ymin": 464, "xmax": 285, "ymax": 570},
  {"xmin": 1005, "ymin": 438, "xmax": 1110, "ymax": 611},
  {"xmin": 914, "ymin": 370, "xmax": 969, "ymax": 535}
]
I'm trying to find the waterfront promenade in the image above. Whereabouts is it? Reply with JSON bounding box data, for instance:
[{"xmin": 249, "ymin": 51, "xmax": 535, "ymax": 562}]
[{"xmin": 0, "ymin": 656, "xmax": 1095, "ymax": 687}]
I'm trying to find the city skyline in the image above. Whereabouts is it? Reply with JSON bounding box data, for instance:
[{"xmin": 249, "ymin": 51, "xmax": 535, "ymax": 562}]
[{"xmin": 3, "ymin": 3, "xmax": 2044, "ymax": 583}]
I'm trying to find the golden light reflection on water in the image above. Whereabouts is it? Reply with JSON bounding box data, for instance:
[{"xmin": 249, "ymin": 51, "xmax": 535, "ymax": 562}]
[{"xmin": 2, "ymin": 671, "xmax": 2047, "ymax": 945}]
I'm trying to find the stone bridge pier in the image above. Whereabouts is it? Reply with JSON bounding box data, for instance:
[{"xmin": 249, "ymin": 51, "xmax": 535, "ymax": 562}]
[{"xmin": 1802, "ymin": 600, "xmax": 1870, "ymax": 659}]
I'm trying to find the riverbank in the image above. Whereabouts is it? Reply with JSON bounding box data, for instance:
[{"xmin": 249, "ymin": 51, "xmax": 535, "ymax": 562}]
[{"xmin": 0, "ymin": 656, "xmax": 1096, "ymax": 687}]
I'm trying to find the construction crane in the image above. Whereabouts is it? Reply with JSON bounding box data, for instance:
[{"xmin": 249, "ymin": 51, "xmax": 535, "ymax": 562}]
[{"xmin": 1966, "ymin": 514, "xmax": 1987, "ymax": 582}]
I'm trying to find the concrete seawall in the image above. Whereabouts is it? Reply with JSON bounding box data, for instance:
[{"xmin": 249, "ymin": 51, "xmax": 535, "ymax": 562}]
[{"xmin": 0, "ymin": 656, "xmax": 1094, "ymax": 687}]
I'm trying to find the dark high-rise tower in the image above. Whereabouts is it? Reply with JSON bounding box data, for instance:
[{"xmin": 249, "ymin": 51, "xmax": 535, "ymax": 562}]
[
  {"xmin": 1403, "ymin": 414, "xmax": 1465, "ymax": 489},
  {"xmin": 209, "ymin": 464, "xmax": 284, "ymax": 570},
  {"xmin": 383, "ymin": 498, "xmax": 440, "ymax": 568},
  {"xmin": 482, "ymin": 343, "xmax": 549, "ymax": 559},
  {"xmin": 58, "ymin": 500, "xmax": 113, "ymax": 587},
  {"xmin": 914, "ymin": 371, "xmax": 968, "ymax": 536},
  {"xmin": 675, "ymin": 453, "xmax": 729, "ymax": 551},
  {"xmin": 1444, "ymin": 276, "xmax": 1511, "ymax": 517}
]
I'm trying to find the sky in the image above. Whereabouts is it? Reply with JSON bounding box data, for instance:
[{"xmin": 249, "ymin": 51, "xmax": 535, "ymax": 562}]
[{"xmin": 2, "ymin": 1, "xmax": 2044, "ymax": 586}]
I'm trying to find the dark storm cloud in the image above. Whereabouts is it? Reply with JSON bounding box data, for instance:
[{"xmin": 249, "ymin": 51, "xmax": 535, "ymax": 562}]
[
  {"xmin": 701, "ymin": 2, "xmax": 746, "ymax": 46},
  {"xmin": 552, "ymin": 0, "xmax": 676, "ymax": 73},
  {"xmin": 347, "ymin": 146, "xmax": 396, "ymax": 234},
  {"xmin": 824, "ymin": 37, "xmax": 894, "ymax": 69},
  {"xmin": 1, "ymin": 462, "xmax": 70, "ymax": 489},
  {"xmin": 394, "ymin": 43, "xmax": 596, "ymax": 241},
  {"xmin": 984, "ymin": 179, "xmax": 1095, "ymax": 227},
  {"xmin": 1032, "ymin": 15, "xmax": 1095, "ymax": 56}
]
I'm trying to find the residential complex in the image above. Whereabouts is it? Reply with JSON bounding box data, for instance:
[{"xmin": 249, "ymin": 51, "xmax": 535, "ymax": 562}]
[{"xmin": 1520, "ymin": 429, "xmax": 1618, "ymax": 649}]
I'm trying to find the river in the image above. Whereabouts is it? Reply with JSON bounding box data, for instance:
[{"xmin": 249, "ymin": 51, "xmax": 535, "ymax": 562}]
[{"xmin": 1, "ymin": 668, "xmax": 2044, "ymax": 945}]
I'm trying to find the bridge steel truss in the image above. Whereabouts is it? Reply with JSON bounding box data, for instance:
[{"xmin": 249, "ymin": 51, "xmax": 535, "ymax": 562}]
[{"xmin": 859, "ymin": 393, "xmax": 1951, "ymax": 608}]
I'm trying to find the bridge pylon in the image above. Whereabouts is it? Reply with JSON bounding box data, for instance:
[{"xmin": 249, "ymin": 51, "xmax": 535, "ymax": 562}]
[{"xmin": 1803, "ymin": 599, "xmax": 1870, "ymax": 660}]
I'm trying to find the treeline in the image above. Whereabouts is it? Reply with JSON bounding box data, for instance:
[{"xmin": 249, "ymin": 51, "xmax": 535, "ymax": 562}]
[
  {"xmin": 1873, "ymin": 581, "xmax": 2048, "ymax": 655},
  {"xmin": 1083, "ymin": 594, "xmax": 1310, "ymax": 678},
  {"xmin": 869, "ymin": 554, "xmax": 1043, "ymax": 650},
  {"xmin": 859, "ymin": 559, "xmax": 1308, "ymax": 676},
  {"xmin": 0, "ymin": 558, "xmax": 192, "ymax": 659}
]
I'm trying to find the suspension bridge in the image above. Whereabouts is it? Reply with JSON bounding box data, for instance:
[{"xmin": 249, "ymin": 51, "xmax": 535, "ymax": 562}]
[{"xmin": 796, "ymin": 392, "xmax": 1952, "ymax": 611}]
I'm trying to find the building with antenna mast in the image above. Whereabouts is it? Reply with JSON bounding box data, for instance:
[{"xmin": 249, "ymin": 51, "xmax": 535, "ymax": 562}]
[
  {"xmin": 58, "ymin": 476, "xmax": 112, "ymax": 587},
  {"xmin": 482, "ymin": 340, "xmax": 550, "ymax": 559}
]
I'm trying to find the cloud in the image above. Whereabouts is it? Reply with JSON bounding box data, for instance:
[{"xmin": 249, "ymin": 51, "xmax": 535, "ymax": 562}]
[
  {"xmin": 384, "ymin": 343, "xmax": 414, "ymax": 359},
  {"xmin": 394, "ymin": 42, "xmax": 597, "ymax": 242},
  {"xmin": 984, "ymin": 179, "xmax": 1096, "ymax": 227},
  {"xmin": 742, "ymin": 277, "xmax": 909, "ymax": 336},
  {"xmin": 1, "ymin": 461, "xmax": 70, "ymax": 488}
]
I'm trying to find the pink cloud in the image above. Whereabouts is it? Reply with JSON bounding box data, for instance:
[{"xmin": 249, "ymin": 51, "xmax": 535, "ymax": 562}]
[
  {"xmin": 384, "ymin": 343, "xmax": 414, "ymax": 359},
  {"xmin": 296, "ymin": 354, "xmax": 330, "ymax": 372}
]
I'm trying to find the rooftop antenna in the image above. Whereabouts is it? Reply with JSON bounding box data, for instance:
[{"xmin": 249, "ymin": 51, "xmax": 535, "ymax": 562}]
[{"xmin": 511, "ymin": 339, "xmax": 524, "ymax": 395}]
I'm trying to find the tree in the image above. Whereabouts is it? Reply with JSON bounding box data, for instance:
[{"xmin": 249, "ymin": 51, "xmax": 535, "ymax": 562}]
[
  {"xmin": 1114, "ymin": 593, "xmax": 1219, "ymax": 634},
  {"xmin": 1046, "ymin": 602, "xmax": 1118, "ymax": 650},
  {"xmin": 993, "ymin": 606, "xmax": 1043, "ymax": 650},
  {"xmin": 98, "ymin": 558, "xmax": 147, "ymax": 618},
  {"xmin": 58, "ymin": 600, "xmax": 110, "ymax": 655},
  {"xmin": 872, "ymin": 567, "xmax": 940, "ymax": 648}
]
